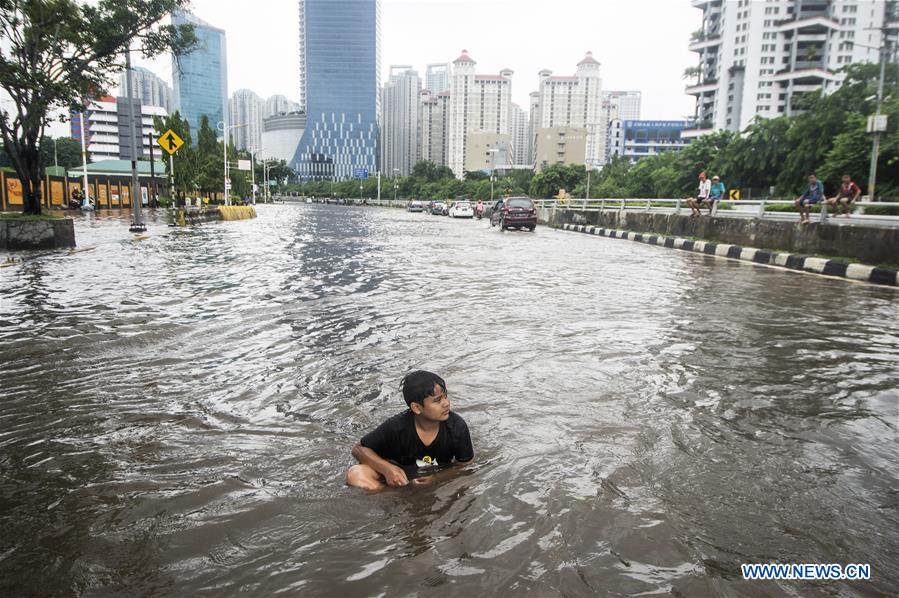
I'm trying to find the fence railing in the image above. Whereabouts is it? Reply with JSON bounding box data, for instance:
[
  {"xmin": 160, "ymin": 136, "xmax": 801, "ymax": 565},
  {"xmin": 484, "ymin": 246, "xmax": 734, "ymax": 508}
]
[{"xmin": 532, "ymin": 198, "xmax": 899, "ymax": 225}]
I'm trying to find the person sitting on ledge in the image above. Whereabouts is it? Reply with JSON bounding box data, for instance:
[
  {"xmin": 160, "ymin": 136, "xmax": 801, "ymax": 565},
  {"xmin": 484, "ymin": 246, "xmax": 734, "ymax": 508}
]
[
  {"xmin": 794, "ymin": 173, "xmax": 825, "ymax": 225},
  {"xmin": 697, "ymin": 175, "xmax": 725, "ymax": 216},
  {"xmin": 825, "ymin": 174, "xmax": 861, "ymax": 218},
  {"xmin": 686, "ymin": 171, "xmax": 711, "ymax": 217},
  {"xmin": 346, "ymin": 370, "xmax": 474, "ymax": 491}
]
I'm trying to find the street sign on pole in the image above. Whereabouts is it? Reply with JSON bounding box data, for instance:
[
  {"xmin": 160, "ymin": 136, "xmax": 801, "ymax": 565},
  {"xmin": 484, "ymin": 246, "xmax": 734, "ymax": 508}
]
[
  {"xmin": 237, "ymin": 159, "xmax": 251, "ymax": 171},
  {"xmin": 156, "ymin": 129, "xmax": 185, "ymax": 155},
  {"xmin": 353, "ymin": 168, "xmax": 369, "ymax": 179}
]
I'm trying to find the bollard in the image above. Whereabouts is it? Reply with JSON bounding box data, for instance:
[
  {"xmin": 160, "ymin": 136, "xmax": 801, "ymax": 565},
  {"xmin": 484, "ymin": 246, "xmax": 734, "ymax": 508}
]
[
  {"xmin": 819, "ymin": 203, "xmax": 828, "ymax": 223},
  {"xmin": 675, "ymin": 198, "xmax": 681, "ymax": 215}
]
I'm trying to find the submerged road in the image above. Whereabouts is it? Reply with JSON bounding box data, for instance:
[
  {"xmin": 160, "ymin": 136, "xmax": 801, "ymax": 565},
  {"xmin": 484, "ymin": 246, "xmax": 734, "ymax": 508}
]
[{"xmin": 1, "ymin": 204, "xmax": 897, "ymax": 596}]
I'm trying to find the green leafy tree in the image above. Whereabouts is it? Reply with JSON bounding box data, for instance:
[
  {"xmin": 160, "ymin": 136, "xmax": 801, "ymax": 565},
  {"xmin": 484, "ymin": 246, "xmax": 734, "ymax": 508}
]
[
  {"xmin": 39, "ymin": 136, "xmax": 83, "ymax": 170},
  {"xmin": 196, "ymin": 115, "xmax": 222, "ymax": 194},
  {"xmin": 153, "ymin": 111, "xmax": 196, "ymax": 198},
  {"xmin": 715, "ymin": 116, "xmax": 790, "ymax": 192},
  {"xmin": 0, "ymin": 0, "xmax": 196, "ymax": 213}
]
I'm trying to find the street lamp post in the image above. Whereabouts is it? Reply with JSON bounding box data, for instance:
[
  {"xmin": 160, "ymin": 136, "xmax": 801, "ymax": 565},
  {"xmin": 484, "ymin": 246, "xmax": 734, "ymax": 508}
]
[
  {"xmin": 585, "ymin": 159, "xmax": 599, "ymax": 200},
  {"xmin": 124, "ymin": 48, "xmax": 144, "ymax": 232},
  {"xmin": 488, "ymin": 148, "xmax": 499, "ymax": 203},
  {"xmin": 263, "ymin": 160, "xmax": 275, "ymax": 202},
  {"xmin": 250, "ymin": 147, "xmax": 264, "ymax": 205},
  {"xmin": 217, "ymin": 121, "xmax": 247, "ymax": 206},
  {"xmin": 393, "ymin": 168, "xmax": 399, "ymax": 203}
]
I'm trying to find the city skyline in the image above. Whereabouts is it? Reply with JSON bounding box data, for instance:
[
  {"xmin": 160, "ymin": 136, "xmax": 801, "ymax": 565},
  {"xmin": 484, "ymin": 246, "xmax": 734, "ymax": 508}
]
[{"xmin": 122, "ymin": 0, "xmax": 698, "ymax": 123}]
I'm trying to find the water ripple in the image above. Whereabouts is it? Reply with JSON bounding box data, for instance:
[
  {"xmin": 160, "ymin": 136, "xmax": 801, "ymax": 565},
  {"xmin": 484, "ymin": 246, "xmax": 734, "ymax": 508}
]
[{"xmin": 0, "ymin": 205, "xmax": 897, "ymax": 597}]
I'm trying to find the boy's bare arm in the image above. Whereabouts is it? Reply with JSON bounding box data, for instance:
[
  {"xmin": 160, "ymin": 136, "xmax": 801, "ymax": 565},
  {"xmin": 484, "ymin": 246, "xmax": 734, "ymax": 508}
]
[{"xmin": 351, "ymin": 442, "xmax": 409, "ymax": 486}]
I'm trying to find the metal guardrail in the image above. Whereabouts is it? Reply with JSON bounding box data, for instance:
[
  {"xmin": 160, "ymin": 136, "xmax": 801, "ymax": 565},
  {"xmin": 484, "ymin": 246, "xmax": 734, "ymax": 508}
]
[
  {"xmin": 288, "ymin": 196, "xmax": 899, "ymax": 227},
  {"xmin": 532, "ymin": 198, "xmax": 899, "ymax": 226}
]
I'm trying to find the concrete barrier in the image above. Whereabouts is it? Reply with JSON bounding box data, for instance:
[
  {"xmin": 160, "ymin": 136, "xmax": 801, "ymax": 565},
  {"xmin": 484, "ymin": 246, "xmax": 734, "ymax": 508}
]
[
  {"xmin": 539, "ymin": 208, "xmax": 899, "ymax": 267},
  {"xmin": 556, "ymin": 222, "xmax": 899, "ymax": 287},
  {"xmin": 174, "ymin": 205, "xmax": 257, "ymax": 225},
  {"xmin": 0, "ymin": 217, "xmax": 75, "ymax": 250}
]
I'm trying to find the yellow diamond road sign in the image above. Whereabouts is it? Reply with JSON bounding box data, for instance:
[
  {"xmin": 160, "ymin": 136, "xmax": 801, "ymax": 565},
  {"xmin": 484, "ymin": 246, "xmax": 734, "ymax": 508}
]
[{"xmin": 157, "ymin": 129, "xmax": 184, "ymax": 155}]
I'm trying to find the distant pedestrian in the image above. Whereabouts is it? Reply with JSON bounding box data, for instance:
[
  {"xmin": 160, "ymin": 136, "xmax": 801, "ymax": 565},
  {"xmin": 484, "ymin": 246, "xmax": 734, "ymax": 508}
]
[
  {"xmin": 794, "ymin": 173, "xmax": 825, "ymax": 225},
  {"xmin": 686, "ymin": 171, "xmax": 711, "ymax": 216},
  {"xmin": 697, "ymin": 175, "xmax": 725, "ymax": 216},
  {"xmin": 825, "ymin": 174, "xmax": 861, "ymax": 218}
]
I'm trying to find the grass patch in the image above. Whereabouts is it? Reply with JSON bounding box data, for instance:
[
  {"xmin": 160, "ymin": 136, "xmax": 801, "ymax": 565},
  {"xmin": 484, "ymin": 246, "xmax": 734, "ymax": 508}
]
[{"xmin": 0, "ymin": 211, "xmax": 66, "ymax": 220}]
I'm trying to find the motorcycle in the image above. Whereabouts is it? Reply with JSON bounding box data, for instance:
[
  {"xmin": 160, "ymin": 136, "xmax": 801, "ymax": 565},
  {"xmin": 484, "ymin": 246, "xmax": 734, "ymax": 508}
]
[{"xmin": 475, "ymin": 205, "xmax": 485, "ymax": 220}]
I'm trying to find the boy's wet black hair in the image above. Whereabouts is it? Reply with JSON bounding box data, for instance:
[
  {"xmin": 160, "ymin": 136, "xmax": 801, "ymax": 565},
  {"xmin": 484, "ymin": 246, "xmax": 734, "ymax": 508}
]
[{"xmin": 401, "ymin": 370, "xmax": 446, "ymax": 407}]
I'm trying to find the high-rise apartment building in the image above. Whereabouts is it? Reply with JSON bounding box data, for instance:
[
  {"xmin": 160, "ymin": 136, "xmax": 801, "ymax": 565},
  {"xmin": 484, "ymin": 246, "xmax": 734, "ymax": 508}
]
[
  {"xmin": 510, "ymin": 103, "xmax": 530, "ymax": 166},
  {"xmin": 228, "ymin": 89, "xmax": 263, "ymax": 151},
  {"xmin": 602, "ymin": 91, "xmax": 641, "ymax": 122},
  {"xmin": 686, "ymin": 0, "xmax": 895, "ymax": 134},
  {"xmin": 447, "ymin": 50, "xmax": 513, "ymax": 178},
  {"xmin": 294, "ymin": 0, "xmax": 380, "ymax": 180},
  {"xmin": 601, "ymin": 91, "xmax": 641, "ymax": 163},
  {"xmin": 531, "ymin": 52, "xmax": 605, "ymax": 167},
  {"xmin": 527, "ymin": 91, "xmax": 540, "ymax": 165},
  {"xmin": 425, "ymin": 63, "xmax": 452, "ymax": 93},
  {"xmin": 380, "ymin": 66, "xmax": 421, "ymax": 176},
  {"xmin": 419, "ymin": 89, "xmax": 450, "ymax": 167},
  {"xmin": 120, "ymin": 67, "xmax": 172, "ymax": 113},
  {"xmin": 264, "ymin": 94, "xmax": 302, "ymax": 118},
  {"xmin": 172, "ymin": 11, "xmax": 228, "ymax": 139}
]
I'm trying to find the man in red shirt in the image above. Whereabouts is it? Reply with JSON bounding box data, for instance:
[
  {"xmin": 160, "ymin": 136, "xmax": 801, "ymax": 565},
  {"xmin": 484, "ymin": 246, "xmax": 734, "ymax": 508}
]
[{"xmin": 826, "ymin": 174, "xmax": 862, "ymax": 218}]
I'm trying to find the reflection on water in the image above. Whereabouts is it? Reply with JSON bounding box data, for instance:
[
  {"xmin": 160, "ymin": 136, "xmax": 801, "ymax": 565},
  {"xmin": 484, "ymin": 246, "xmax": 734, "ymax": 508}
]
[{"xmin": 1, "ymin": 205, "xmax": 897, "ymax": 597}]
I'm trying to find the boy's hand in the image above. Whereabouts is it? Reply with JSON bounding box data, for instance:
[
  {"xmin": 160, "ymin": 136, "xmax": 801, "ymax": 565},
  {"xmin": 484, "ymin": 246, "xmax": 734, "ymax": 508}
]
[{"xmin": 382, "ymin": 464, "xmax": 409, "ymax": 487}]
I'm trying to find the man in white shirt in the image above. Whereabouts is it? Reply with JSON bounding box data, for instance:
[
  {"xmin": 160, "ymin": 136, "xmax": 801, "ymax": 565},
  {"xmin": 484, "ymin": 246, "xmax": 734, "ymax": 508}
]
[{"xmin": 687, "ymin": 172, "xmax": 711, "ymax": 217}]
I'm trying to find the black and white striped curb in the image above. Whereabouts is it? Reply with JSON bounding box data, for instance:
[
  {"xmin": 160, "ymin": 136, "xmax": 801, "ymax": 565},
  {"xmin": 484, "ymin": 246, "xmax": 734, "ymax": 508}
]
[{"xmin": 559, "ymin": 223, "xmax": 899, "ymax": 287}]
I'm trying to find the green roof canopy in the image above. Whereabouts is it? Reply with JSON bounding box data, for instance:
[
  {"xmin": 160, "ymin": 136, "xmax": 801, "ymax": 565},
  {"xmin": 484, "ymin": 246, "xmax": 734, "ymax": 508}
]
[{"xmin": 67, "ymin": 159, "xmax": 167, "ymax": 178}]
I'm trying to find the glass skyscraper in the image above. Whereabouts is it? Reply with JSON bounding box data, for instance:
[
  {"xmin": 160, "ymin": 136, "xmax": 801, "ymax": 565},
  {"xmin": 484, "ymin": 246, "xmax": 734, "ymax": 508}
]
[
  {"xmin": 293, "ymin": 0, "xmax": 380, "ymax": 181},
  {"xmin": 172, "ymin": 11, "xmax": 228, "ymax": 140}
]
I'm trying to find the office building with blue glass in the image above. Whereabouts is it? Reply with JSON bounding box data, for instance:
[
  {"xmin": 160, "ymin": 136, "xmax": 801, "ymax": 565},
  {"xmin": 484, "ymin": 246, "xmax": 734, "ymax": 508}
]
[
  {"xmin": 293, "ymin": 0, "xmax": 380, "ymax": 181},
  {"xmin": 172, "ymin": 11, "xmax": 228, "ymax": 141},
  {"xmin": 609, "ymin": 120, "xmax": 689, "ymax": 163}
]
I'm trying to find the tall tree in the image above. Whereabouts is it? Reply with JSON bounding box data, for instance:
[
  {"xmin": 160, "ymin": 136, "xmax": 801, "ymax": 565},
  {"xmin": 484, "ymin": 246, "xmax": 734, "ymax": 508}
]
[
  {"xmin": 153, "ymin": 111, "xmax": 196, "ymax": 199},
  {"xmin": 196, "ymin": 115, "xmax": 222, "ymax": 194},
  {"xmin": 0, "ymin": 0, "xmax": 195, "ymax": 213},
  {"xmin": 38, "ymin": 136, "xmax": 83, "ymax": 170}
]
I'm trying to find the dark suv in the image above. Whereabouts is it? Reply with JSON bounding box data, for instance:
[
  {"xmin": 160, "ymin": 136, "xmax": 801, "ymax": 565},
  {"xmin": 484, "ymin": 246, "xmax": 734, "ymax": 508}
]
[{"xmin": 490, "ymin": 197, "xmax": 537, "ymax": 231}]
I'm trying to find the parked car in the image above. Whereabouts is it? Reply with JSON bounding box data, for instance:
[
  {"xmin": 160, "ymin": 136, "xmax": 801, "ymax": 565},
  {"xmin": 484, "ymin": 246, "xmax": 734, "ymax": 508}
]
[
  {"xmin": 449, "ymin": 201, "xmax": 474, "ymax": 218},
  {"xmin": 430, "ymin": 201, "xmax": 447, "ymax": 215},
  {"xmin": 490, "ymin": 196, "xmax": 537, "ymax": 231},
  {"xmin": 407, "ymin": 200, "xmax": 424, "ymax": 212}
]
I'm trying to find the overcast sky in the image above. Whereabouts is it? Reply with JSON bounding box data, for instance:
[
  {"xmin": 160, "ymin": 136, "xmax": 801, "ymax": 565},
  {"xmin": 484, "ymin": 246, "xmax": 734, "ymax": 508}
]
[
  {"xmin": 123, "ymin": 0, "xmax": 700, "ymax": 119},
  {"xmin": 40, "ymin": 0, "xmax": 703, "ymax": 135}
]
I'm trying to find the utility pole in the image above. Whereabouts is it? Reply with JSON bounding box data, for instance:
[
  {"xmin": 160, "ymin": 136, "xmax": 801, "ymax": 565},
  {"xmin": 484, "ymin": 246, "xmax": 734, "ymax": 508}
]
[
  {"xmin": 125, "ymin": 48, "xmax": 145, "ymax": 232},
  {"xmin": 866, "ymin": 2, "xmax": 898, "ymax": 199},
  {"xmin": 77, "ymin": 110, "xmax": 90, "ymax": 207},
  {"xmin": 148, "ymin": 131, "xmax": 156, "ymax": 207}
]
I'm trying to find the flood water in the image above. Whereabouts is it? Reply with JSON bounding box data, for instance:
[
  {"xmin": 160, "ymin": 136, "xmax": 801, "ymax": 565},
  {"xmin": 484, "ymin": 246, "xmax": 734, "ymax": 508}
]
[{"xmin": 1, "ymin": 204, "xmax": 897, "ymax": 597}]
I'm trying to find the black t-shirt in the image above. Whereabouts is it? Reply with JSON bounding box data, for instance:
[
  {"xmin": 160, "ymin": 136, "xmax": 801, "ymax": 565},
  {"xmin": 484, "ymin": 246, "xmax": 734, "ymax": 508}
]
[{"xmin": 360, "ymin": 410, "xmax": 473, "ymax": 477}]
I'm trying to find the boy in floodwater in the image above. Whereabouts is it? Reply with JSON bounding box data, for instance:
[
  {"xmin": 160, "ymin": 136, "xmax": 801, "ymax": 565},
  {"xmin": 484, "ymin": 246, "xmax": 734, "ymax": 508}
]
[{"xmin": 346, "ymin": 370, "xmax": 474, "ymax": 491}]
